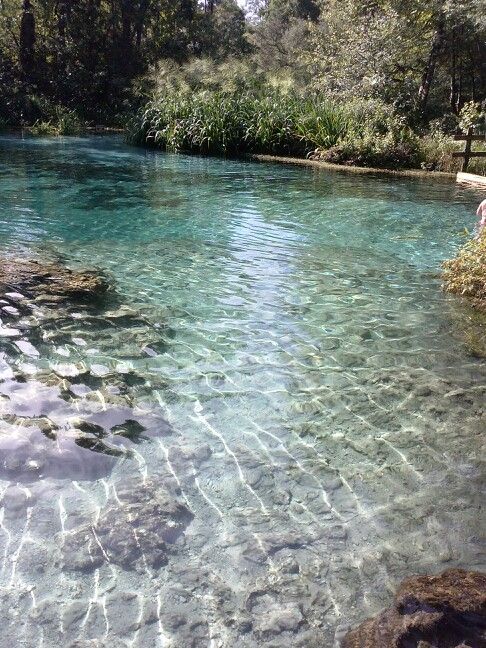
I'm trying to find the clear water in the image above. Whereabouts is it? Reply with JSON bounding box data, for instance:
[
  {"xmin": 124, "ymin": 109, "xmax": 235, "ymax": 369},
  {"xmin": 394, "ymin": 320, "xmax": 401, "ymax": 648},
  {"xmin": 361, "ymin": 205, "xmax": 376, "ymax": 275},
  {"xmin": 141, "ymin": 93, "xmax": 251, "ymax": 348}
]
[{"xmin": 0, "ymin": 135, "xmax": 484, "ymax": 647}]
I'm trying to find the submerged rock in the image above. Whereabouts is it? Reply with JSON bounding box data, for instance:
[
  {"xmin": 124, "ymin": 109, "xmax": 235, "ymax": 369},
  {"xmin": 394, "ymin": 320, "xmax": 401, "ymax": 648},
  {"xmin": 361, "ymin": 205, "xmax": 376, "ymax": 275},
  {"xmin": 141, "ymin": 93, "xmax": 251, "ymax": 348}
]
[
  {"xmin": 0, "ymin": 420, "xmax": 117, "ymax": 482},
  {"xmin": 342, "ymin": 568, "xmax": 486, "ymax": 648},
  {"xmin": 61, "ymin": 477, "xmax": 194, "ymax": 571},
  {"xmin": 0, "ymin": 257, "xmax": 109, "ymax": 302}
]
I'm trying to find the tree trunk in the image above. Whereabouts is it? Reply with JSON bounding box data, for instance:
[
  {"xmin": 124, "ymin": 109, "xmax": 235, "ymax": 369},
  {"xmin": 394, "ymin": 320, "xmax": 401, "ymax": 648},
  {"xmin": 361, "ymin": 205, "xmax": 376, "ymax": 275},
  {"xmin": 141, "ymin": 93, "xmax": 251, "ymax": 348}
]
[
  {"xmin": 19, "ymin": 0, "xmax": 35, "ymax": 84},
  {"xmin": 418, "ymin": 13, "xmax": 445, "ymax": 114}
]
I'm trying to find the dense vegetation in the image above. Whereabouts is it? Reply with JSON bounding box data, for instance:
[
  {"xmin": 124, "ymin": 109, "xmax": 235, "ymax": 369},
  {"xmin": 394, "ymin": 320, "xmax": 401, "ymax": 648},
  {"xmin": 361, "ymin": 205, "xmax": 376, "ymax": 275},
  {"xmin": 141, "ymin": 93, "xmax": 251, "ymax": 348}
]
[
  {"xmin": 1, "ymin": 0, "xmax": 486, "ymax": 170},
  {"xmin": 443, "ymin": 232, "xmax": 486, "ymax": 310}
]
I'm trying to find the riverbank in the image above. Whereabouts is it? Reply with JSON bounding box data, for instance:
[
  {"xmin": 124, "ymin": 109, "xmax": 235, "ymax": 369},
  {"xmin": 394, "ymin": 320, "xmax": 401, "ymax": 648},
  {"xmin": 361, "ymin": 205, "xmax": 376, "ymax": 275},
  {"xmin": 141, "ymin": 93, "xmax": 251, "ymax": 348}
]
[{"xmin": 249, "ymin": 153, "xmax": 457, "ymax": 180}]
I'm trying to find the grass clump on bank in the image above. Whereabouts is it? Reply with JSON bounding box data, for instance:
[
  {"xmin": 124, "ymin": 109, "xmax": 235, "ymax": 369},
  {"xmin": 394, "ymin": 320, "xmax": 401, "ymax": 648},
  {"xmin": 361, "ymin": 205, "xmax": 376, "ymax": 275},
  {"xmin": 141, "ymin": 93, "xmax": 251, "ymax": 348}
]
[
  {"xmin": 128, "ymin": 91, "xmax": 425, "ymax": 169},
  {"xmin": 443, "ymin": 233, "xmax": 486, "ymax": 310},
  {"xmin": 27, "ymin": 106, "xmax": 83, "ymax": 136},
  {"xmin": 127, "ymin": 60, "xmax": 420, "ymax": 166}
]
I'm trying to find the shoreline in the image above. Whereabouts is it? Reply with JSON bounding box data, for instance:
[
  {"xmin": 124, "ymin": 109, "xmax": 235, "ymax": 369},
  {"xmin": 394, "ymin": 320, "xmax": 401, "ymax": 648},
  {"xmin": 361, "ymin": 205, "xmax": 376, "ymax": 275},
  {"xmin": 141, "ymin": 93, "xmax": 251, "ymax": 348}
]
[
  {"xmin": 0, "ymin": 129, "xmax": 470, "ymax": 181},
  {"xmin": 249, "ymin": 153, "xmax": 457, "ymax": 181}
]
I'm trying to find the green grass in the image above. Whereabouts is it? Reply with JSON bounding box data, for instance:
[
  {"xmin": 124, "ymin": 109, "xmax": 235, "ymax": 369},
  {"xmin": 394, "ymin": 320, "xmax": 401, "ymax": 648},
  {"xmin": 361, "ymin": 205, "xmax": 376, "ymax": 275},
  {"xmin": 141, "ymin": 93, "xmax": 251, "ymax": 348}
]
[
  {"xmin": 128, "ymin": 90, "xmax": 368, "ymax": 158},
  {"xmin": 27, "ymin": 107, "xmax": 82, "ymax": 136}
]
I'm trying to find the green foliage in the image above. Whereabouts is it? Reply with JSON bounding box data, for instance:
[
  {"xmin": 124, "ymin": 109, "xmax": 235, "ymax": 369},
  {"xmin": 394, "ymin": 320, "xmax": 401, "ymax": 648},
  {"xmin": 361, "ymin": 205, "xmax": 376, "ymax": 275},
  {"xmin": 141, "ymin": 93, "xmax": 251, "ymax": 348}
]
[
  {"xmin": 128, "ymin": 79, "xmax": 428, "ymax": 168},
  {"xmin": 0, "ymin": 0, "xmax": 249, "ymax": 127},
  {"xmin": 28, "ymin": 106, "xmax": 82, "ymax": 136},
  {"xmin": 294, "ymin": 101, "xmax": 355, "ymax": 149},
  {"xmin": 321, "ymin": 133, "xmax": 423, "ymax": 170},
  {"xmin": 418, "ymin": 132, "xmax": 461, "ymax": 172},
  {"xmin": 443, "ymin": 232, "xmax": 486, "ymax": 311},
  {"xmin": 459, "ymin": 101, "xmax": 486, "ymax": 133}
]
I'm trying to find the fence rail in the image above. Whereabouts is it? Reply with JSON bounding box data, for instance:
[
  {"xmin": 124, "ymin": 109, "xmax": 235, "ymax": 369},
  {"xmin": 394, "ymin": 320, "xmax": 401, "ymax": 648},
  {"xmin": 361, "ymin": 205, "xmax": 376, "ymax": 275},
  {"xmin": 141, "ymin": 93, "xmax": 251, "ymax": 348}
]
[{"xmin": 452, "ymin": 127, "xmax": 486, "ymax": 171}]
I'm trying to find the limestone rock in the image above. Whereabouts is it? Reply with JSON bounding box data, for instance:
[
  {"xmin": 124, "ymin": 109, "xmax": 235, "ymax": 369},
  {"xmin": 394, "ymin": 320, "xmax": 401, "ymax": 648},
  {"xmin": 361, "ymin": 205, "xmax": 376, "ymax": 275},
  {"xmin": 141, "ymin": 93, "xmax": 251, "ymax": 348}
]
[
  {"xmin": 342, "ymin": 568, "xmax": 486, "ymax": 648},
  {"xmin": 61, "ymin": 477, "xmax": 194, "ymax": 571},
  {"xmin": 0, "ymin": 257, "xmax": 109, "ymax": 301}
]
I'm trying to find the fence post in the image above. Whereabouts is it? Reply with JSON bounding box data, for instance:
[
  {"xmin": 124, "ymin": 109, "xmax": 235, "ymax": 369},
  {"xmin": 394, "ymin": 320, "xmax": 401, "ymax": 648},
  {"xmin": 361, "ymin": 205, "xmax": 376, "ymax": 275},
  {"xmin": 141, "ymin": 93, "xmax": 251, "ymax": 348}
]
[{"xmin": 462, "ymin": 127, "xmax": 473, "ymax": 172}]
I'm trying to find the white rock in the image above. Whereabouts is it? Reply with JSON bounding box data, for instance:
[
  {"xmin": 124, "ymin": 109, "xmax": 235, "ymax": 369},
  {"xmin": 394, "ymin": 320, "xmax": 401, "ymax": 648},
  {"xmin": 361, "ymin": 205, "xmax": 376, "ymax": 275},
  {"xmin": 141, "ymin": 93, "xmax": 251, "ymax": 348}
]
[
  {"xmin": 0, "ymin": 327, "xmax": 20, "ymax": 338},
  {"xmin": 20, "ymin": 363, "xmax": 38, "ymax": 375},
  {"xmin": 142, "ymin": 346, "xmax": 157, "ymax": 357},
  {"xmin": 2, "ymin": 306, "xmax": 19, "ymax": 316},
  {"xmin": 4, "ymin": 292, "xmax": 25, "ymax": 302},
  {"xmin": 14, "ymin": 340, "xmax": 40, "ymax": 357},
  {"xmin": 0, "ymin": 360, "xmax": 14, "ymax": 380},
  {"xmin": 91, "ymin": 364, "xmax": 110, "ymax": 377},
  {"xmin": 54, "ymin": 363, "xmax": 80, "ymax": 377}
]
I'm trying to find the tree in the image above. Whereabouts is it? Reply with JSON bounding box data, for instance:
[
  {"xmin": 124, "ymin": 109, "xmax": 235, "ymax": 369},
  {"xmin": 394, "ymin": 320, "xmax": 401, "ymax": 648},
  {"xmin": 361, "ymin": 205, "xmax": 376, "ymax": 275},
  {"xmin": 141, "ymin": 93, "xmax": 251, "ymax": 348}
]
[{"xmin": 19, "ymin": 0, "xmax": 35, "ymax": 83}]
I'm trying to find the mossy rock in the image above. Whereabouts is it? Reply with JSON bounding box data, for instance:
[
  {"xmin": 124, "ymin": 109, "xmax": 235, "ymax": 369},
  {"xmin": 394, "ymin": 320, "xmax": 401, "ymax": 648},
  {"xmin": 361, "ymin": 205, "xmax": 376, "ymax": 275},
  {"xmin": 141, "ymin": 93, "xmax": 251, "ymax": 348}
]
[{"xmin": 0, "ymin": 257, "xmax": 110, "ymax": 302}]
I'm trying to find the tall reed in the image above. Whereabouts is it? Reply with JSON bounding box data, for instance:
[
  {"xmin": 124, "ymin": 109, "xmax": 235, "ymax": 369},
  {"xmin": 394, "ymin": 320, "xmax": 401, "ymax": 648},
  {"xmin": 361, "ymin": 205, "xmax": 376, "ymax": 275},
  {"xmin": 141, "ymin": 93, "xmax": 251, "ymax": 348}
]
[{"xmin": 128, "ymin": 90, "xmax": 361, "ymax": 157}]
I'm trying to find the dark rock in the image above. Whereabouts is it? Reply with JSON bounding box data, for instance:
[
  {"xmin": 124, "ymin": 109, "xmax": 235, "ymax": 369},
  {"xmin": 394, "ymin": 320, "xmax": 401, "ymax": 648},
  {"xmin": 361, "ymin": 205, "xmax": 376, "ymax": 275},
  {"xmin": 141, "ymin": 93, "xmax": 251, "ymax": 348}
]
[
  {"xmin": 0, "ymin": 423, "xmax": 117, "ymax": 482},
  {"xmin": 342, "ymin": 568, "xmax": 486, "ymax": 648},
  {"xmin": 0, "ymin": 257, "xmax": 109, "ymax": 301},
  {"xmin": 111, "ymin": 419, "xmax": 146, "ymax": 442}
]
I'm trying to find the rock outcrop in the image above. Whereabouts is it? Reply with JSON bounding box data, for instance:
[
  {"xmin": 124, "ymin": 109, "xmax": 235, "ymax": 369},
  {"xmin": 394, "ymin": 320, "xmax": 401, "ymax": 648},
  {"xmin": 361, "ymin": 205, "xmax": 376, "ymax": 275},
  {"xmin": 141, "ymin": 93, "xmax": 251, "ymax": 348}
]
[
  {"xmin": 0, "ymin": 257, "xmax": 109, "ymax": 301},
  {"xmin": 342, "ymin": 568, "xmax": 486, "ymax": 648}
]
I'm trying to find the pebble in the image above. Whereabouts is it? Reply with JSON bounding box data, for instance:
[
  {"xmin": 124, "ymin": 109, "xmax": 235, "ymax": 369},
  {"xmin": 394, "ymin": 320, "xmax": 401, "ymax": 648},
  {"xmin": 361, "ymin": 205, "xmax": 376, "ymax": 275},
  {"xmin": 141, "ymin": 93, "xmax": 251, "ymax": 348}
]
[
  {"xmin": 0, "ymin": 359, "xmax": 14, "ymax": 380},
  {"xmin": 5, "ymin": 292, "xmax": 25, "ymax": 302},
  {"xmin": 91, "ymin": 363, "xmax": 110, "ymax": 377},
  {"xmin": 55, "ymin": 346, "xmax": 71, "ymax": 357},
  {"xmin": 14, "ymin": 340, "xmax": 40, "ymax": 357},
  {"xmin": 54, "ymin": 363, "xmax": 80, "ymax": 377},
  {"xmin": 142, "ymin": 346, "xmax": 158, "ymax": 357},
  {"xmin": 69, "ymin": 383, "xmax": 92, "ymax": 397},
  {"xmin": 2, "ymin": 305, "xmax": 19, "ymax": 316},
  {"xmin": 19, "ymin": 363, "xmax": 38, "ymax": 375},
  {"xmin": 0, "ymin": 327, "xmax": 20, "ymax": 337}
]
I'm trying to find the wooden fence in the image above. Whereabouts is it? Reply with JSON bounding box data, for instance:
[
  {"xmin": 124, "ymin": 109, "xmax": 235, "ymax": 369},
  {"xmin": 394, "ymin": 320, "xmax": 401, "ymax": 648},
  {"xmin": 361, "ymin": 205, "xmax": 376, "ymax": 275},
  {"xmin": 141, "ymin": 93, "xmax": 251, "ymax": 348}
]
[{"xmin": 452, "ymin": 127, "xmax": 486, "ymax": 172}]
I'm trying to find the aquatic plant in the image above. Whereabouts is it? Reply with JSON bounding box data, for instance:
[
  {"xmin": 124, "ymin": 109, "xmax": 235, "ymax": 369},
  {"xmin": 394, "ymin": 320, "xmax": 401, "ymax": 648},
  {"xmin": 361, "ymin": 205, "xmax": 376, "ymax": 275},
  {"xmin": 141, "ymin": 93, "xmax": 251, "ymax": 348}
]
[{"xmin": 129, "ymin": 87, "xmax": 452, "ymax": 170}]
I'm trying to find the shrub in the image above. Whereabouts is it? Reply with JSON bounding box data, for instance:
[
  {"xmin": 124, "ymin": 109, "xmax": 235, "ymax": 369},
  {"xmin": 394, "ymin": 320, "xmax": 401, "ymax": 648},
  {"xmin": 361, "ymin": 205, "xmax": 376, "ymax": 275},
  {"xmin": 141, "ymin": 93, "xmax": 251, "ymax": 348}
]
[
  {"xmin": 319, "ymin": 127, "xmax": 423, "ymax": 170},
  {"xmin": 418, "ymin": 133, "xmax": 461, "ymax": 172},
  {"xmin": 443, "ymin": 232, "xmax": 486, "ymax": 310},
  {"xmin": 28, "ymin": 106, "xmax": 82, "ymax": 136}
]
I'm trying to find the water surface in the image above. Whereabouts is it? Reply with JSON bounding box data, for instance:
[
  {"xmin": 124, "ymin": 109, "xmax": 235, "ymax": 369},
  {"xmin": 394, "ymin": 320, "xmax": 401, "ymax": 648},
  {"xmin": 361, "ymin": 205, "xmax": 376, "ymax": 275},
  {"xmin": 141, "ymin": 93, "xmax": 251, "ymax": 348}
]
[{"xmin": 0, "ymin": 135, "xmax": 484, "ymax": 647}]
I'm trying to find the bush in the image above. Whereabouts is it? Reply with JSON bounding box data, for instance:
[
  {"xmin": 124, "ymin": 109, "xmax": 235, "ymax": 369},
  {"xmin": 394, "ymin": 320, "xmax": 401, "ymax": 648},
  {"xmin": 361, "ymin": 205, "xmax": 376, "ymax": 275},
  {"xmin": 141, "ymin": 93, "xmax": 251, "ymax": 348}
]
[
  {"xmin": 443, "ymin": 232, "xmax": 486, "ymax": 310},
  {"xmin": 28, "ymin": 106, "xmax": 82, "ymax": 136},
  {"xmin": 318, "ymin": 117, "xmax": 423, "ymax": 170},
  {"xmin": 418, "ymin": 132, "xmax": 461, "ymax": 172},
  {"xmin": 131, "ymin": 68, "xmax": 485, "ymax": 172}
]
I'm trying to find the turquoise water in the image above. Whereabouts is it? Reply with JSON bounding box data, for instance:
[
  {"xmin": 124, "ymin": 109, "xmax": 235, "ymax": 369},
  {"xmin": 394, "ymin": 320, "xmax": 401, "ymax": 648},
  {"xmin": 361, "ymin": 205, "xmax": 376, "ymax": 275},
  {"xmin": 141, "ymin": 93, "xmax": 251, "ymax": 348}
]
[{"xmin": 0, "ymin": 135, "xmax": 484, "ymax": 647}]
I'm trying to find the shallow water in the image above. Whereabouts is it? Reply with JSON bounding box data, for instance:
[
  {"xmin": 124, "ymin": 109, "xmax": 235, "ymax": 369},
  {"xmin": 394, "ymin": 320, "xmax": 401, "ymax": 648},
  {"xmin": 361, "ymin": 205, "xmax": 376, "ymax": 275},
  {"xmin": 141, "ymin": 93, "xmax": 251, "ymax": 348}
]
[{"xmin": 0, "ymin": 134, "xmax": 484, "ymax": 647}]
